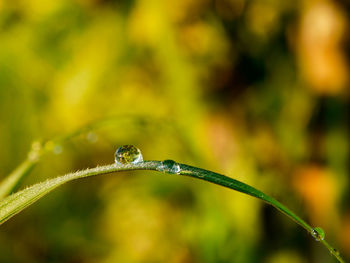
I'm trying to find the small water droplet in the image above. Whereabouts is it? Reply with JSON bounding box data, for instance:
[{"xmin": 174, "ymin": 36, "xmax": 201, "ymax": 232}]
[
  {"xmin": 86, "ymin": 132, "xmax": 98, "ymax": 143},
  {"xmin": 115, "ymin": 145, "xmax": 143, "ymax": 164},
  {"xmin": 28, "ymin": 141, "xmax": 42, "ymax": 161},
  {"xmin": 157, "ymin": 160, "xmax": 181, "ymax": 174},
  {"xmin": 53, "ymin": 145, "xmax": 63, "ymax": 155},
  {"xmin": 311, "ymin": 227, "xmax": 325, "ymax": 241},
  {"xmin": 31, "ymin": 141, "xmax": 42, "ymax": 151}
]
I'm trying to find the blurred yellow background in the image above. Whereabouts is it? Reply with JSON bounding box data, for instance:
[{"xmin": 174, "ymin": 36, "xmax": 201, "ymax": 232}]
[{"xmin": 0, "ymin": 0, "xmax": 349, "ymax": 262}]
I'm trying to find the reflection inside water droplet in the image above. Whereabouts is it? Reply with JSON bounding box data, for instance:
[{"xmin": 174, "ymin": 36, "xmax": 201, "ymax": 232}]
[
  {"xmin": 311, "ymin": 227, "xmax": 325, "ymax": 241},
  {"xmin": 157, "ymin": 160, "xmax": 181, "ymax": 174},
  {"xmin": 115, "ymin": 145, "xmax": 143, "ymax": 164}
]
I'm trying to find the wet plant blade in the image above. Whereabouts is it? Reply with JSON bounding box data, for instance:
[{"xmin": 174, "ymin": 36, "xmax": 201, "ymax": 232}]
[
  {"xmin": 179, "ymin": 163, "xmax": 345, "ymax": 263},
  {"xmin": 0, "ymin": 162, "xmax": 160, "ymax": 225},
  {"xmin": 0, "ymin": 161, "xmax": 345, "ymax": 263},
  {"xmin": 0, "ymin": 115, "xmax": 174, "ymax": 200}
]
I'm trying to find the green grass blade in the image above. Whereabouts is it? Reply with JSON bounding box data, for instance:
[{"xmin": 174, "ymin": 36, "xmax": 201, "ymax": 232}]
[
  {"xmin": 0, "ymin": 161, "xmax": 345, "ymax": 262},
  {"xmin": 0, "ymin": 161, "xmax": 161, "ymax": 225},
  {"xmin": 179, "ymin": 164, "xmax": 313, "ymax": 232},
  {"xmin": 179, "ymin": 163, "xmax": 345, "ymax": 263},
  {"xmin": 0, "ymin": 159, "xmax": 37, "ymax": 200}
]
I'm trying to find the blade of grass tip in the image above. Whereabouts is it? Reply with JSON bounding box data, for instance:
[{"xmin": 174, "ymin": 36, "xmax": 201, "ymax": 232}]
[
  {"xmin": 178, "ymin": 163, "xmax": 346, "ymax": 263},
  {"xmin": 0, "ymin": 115, "xmax": 161, "ymax": 200}
]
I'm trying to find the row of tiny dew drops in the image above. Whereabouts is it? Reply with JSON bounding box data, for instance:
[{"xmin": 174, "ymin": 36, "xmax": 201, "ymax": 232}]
[
  {"xmin": 114, "ymin": 145, "xmax": 180, "ymax": 174},
  {"xmin": 114, "ymin": 145, "xmax": 331, "ymax": 246}
]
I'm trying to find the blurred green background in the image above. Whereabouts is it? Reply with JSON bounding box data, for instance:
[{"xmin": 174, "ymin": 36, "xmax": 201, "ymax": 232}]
[{"xmin": 0, "ymin": 0, "xmax": 349, "ymax": 262}]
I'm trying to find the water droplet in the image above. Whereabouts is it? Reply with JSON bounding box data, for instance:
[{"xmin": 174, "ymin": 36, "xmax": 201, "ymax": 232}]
[
  {"xmin": 86, "ymin": 132, "xmax": 98, "ymax": 143},
  {"xmin": 28, "ymin": 141, "xmax": 42, "ymax": 161},
  {"xmin": 115, "ymin": 145, "xmax": 143, "ymax": 164},
  {"xmin": 31, "ymin": 141, "xmax": 42, "ymax": 151},
  {"xmin": 53, "ymin": 144, "xmax": 63, "ymax": 155},
  {"xmin": 157, "ymin": 160, "xmax": 181, "ymax": 174},
  {"xmin": 44, "ymin": 141, "xmax": 63, "ymax": 154},
  {"xmin": 311, "ymin": 227, "xmax": 325, "ymax": 241}
]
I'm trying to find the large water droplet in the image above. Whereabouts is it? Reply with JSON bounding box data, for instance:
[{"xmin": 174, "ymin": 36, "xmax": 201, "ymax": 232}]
[
  {"xmin": 311, "ymin": 227, "xmax": 325, "ymax": 241},
  {"xmin": 115, "ymin": 145, "xmax": 143, "ymax": 164},
  {"xmin": 157, "ymin": 160, "xmax": 181, "ymax": 174}
]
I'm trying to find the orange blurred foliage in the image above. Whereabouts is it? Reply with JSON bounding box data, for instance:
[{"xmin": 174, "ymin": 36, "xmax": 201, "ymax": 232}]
[
  {"xmin": 297, "ymin": 0, "xmax": 349, "ymax": 95},
  {"xmin": 293, "ymin": 165, "xmax": 338, "ymax": 227}
]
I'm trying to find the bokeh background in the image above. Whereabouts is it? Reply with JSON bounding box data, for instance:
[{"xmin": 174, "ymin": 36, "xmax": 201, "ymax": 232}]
[{"xmin": 0, "ymin": 0, "xmax": 349, "ymax": 262}]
